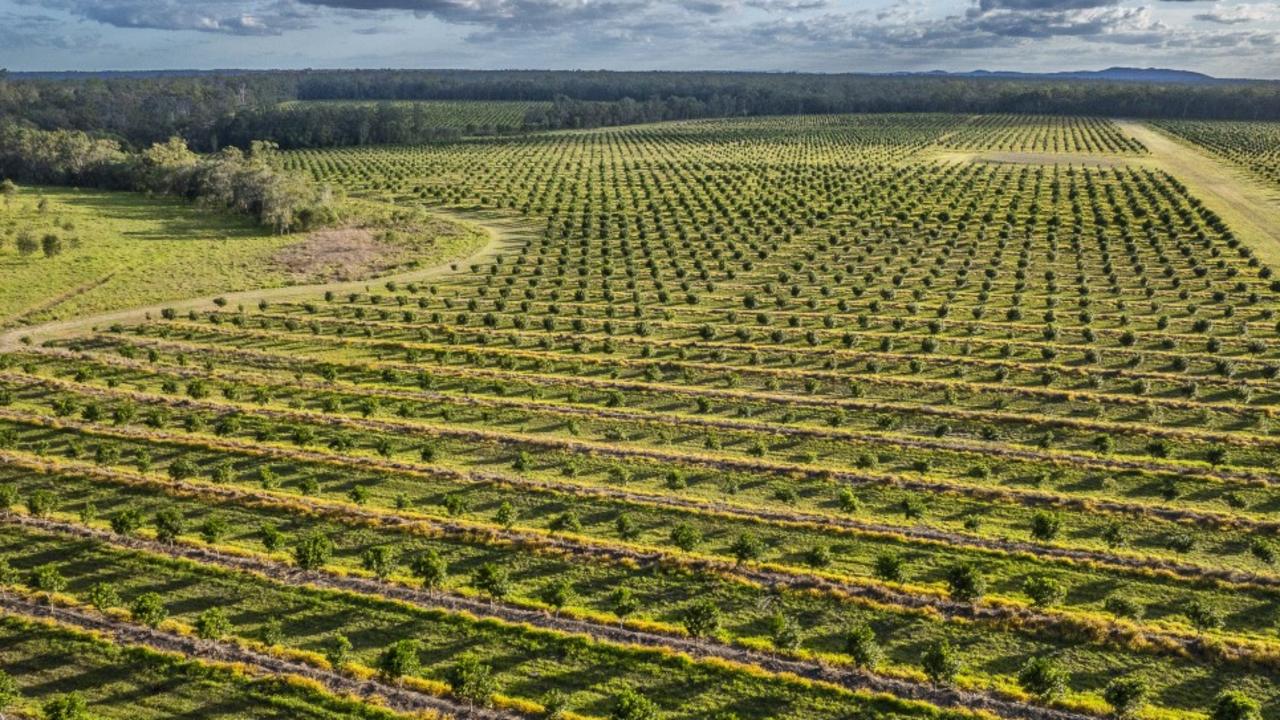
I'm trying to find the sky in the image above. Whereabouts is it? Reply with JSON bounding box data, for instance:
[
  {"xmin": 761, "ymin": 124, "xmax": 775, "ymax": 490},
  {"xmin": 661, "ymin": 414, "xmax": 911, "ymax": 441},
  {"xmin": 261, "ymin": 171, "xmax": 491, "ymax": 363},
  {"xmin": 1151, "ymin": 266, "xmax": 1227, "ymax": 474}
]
[{"xmin": 0, "ymin": 0, "xmax": 1277, "ymax": 78}]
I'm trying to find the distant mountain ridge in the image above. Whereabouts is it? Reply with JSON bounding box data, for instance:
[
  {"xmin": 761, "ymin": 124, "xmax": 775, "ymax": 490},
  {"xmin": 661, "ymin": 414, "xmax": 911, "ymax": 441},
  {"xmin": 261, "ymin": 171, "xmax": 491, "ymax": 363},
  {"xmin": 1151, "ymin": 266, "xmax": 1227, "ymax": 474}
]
[
  {"xmin": 900, "ymin": 67, "xmax": 1221, "ymax": 84},
  {"xmin": 2, "ymin": 67, "xmax": 1234, "ymax": 84}
]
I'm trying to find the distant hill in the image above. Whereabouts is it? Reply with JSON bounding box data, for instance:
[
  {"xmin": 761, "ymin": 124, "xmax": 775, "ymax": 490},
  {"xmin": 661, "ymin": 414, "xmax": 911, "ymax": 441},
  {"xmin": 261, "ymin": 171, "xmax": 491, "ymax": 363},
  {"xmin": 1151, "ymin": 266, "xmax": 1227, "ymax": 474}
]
[
  {"xmin": 903, "ymin": 67, "xmax": 1221, "ymax": 84},
  {"xmin": 6, "ymin": 66, "xmax": 1230, "ymax": 85}
]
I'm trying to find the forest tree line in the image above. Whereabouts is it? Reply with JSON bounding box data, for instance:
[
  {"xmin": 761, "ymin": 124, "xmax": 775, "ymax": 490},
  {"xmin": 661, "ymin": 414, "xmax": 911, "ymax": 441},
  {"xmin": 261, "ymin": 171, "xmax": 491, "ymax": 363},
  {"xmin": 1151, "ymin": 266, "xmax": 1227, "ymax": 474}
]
[
  {"xmin": 0, "ymin": 121, "xmax": 336, "ymax": 232},
  {"xmin": 2, "ymin": 68, "xmax": 1280, "ymax": 151}
]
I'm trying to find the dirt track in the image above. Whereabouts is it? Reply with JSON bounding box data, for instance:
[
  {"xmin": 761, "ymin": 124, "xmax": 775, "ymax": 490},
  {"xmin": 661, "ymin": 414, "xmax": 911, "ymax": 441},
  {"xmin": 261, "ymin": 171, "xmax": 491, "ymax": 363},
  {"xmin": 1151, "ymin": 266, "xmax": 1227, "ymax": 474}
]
[
  {"xmin": 1116, "ymin": 121, "xmax": 1280, "ymax": 267},
  {"xmin": 934, "ymin": 124, "xmax": 1280, "ymax": 269},
  {"xmin": 0, "ymin": 587, "xmax": 517, "ymax": 720},
  {"xmin": 0, "ymin": 510, "xmax": 1098, "ymax": 720}
]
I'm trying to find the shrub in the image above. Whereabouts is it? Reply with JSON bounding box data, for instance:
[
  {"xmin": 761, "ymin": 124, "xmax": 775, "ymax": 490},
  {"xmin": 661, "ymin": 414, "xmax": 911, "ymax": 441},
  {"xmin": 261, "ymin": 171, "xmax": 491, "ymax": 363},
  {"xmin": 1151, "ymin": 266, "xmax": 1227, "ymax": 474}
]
[
  {"xmin": 1017, "ymin": 656, "xmax": 1067, "ymax": 700},
  {"xmin": 682, "ymin": 599, "xmax": 721, "ymax": 637},
  {"xmin": 1022, "ymin": 575, "xmax": 1066, "ymax": 607},
  {"xmin": 845, "ymin": 621, "xmax": 881, "ymax": 669},
  {"xmin": 195, "ymin": 606, "xmax": 232, "ymax": 639},
  {"xmin": 378, "ymin": 639, "xmax": 421, "ymax": 679},
  {"xmin": 1104, "ymin": 677, "xmax": 1149, "ymax": 719},
  {"xmin": 43, "ymin": 693, "xmax": 91, "ymax": 720},
  {"xmin": 921, "ymin": 640, "xmax": 960, "ymax": 684},
  {"xmin": 1211, "ymin": 691, "xmax": 1262, "ymax": 720},
  {"xmin": 0, "ymin": 669, "xmax": 18, "ymax": 709},
  {"xmin": 945, "ymin": 563, "xmax": 986, "ymax": 602},
  {"xmin": 292, "ymin": 533, "xmax": 334, "ymax": 570},
  {"xmin": 448, "ymin": 656, "xmax": 497, "ymax": 708},
  {"xmin": 472, "ymin": 562, "xmax": 511, "ymax": 599},
  {"xmin": 131, "ymin": 592, "xmax": 168, "ymax": 627},
  {"xmin": 611, "ymin": 687, "xmax": 660, "ymax": 720}
]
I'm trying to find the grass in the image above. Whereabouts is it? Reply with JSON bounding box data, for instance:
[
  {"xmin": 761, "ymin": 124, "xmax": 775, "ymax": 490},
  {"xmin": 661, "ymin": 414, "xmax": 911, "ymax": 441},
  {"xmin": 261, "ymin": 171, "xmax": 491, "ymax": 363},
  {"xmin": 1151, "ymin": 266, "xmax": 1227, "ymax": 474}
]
[
  {"xmin": 0, "ymin": 188, "xmax": 295, "ymax": 325},
  {"xmin": 4, "ymin": 113, "xmax": 1280, "ymax": 719},
  {"xmin": 0, "ymin": 614, "xmax": 400, "ymax": 719}
]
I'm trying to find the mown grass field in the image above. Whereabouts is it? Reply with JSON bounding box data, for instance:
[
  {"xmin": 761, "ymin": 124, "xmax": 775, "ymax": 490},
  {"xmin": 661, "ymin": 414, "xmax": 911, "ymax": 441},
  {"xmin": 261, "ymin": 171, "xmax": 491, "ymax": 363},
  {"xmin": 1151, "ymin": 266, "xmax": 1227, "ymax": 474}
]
[
  {"xmin": 0, "ymin": 187, "xmax": 486, "ymax": 331},
  {"xmin": 0, "ymin": 114, "xmax": 1278, "ymax": 719},
  {"xmin": 0, "ymin": 188, "xmax": 299, "ymax": 326}
]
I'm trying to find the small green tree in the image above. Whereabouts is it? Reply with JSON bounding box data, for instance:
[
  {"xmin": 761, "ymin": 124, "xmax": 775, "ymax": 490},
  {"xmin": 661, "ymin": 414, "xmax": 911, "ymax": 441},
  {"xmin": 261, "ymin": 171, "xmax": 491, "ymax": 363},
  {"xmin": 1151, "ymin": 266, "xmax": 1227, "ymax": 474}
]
[
  {"xmin": 1030, "ymin": 511, "xmax": 1062, "ymax": 541},
  {"xmin": 261, "ymin": 618, "xmax": 284, "ymax": 645},
  {"xmin": 42, "ymin": 693, "xmax": 91, "ymax": 720},
  {"xmin": 195, "ymin": 607, "xmax": 231, "ymax": 640},
  {"xmin": 1022, "ymin": 575, "xmax": 1066, "ymax": 607},
  {"xmin": 29, "ymin": 563, "xmax": 67, "ymax": 593},
  {"xmin": 1211, "ymin": 691, "xmax": 1262, "ymax": 720},
  {"xmin": 325, "ymin": 633, "xmax": 352, "ymax": 668},
  {"xmin": 26, "ymin": 490, "xmax": 55, "ymax": 518},
  {"xmin": 15, "ymin": 232, "xmax": 37, "ymax": 256},
  {"xmin": 472, "ymin": 562, "xmax": 510, "ymax": 600},
  {"xmin": 1017, "ymin": 656, "xmax": 1067, "ymax": 700},
  {"xmin": 153, "ymin": 507, "xmax": 184, "ymax": 544},
  {"xmin": 542, "ymin": 690, "xmax": 570, "ymax": 720},
  {"xmin": 131, "ymin": 592, "xmax": 168, "ymax": 627},
  {"xmin": 1104, "ymin": 677, "xmax": 1149, "ymax": 719},
  {"xmin": 200, "ymin": 515, "xmax": 230, "ymax": 543},
  {"xmin": 845, "ymin": 620, "xmax": 881, "ymax": 669},
  {"xmin": 873, "ymin": 552, "xmax": 905, "ymax": 582},
  {"xmin": 87, "ymin": 582, "xmax": 120, "ymax": 611},
  {"xmin": 495, "ymin": 501, "xmax": 517, "ymax": 528},
  {"xmin": 542, "ymin": 579, "xmax": 574, "ymax": 614},
  {"xmin": 41, "ymin": 234, "xmax": 63, "ymax": 258},
  {"xmin": 682, "ymin": 598, "xmax": 721, "ymax": 638},
  {"xmin": 293, "ymin": 533, "xmax": 333, "ymax": 570},
  {"xmin": 0, "ymin": 668, "xmax": 21, "ymax": 709},
  {"xmin": 670, "ymin": 523, "xmax": 702, "ymax": 551},
  {"xmin": 611, "ymin": 586, "xmax": 639, "ymax": 619},
  {"xmin": 729, "ymin": 532, "xmax": 764, "ymax": 563},
  {"xmin": 1185, "ymin": 598, "xmax": 1224, "ymax": 632},
  {"xmin": 109, "ymin": 506, "xmax": 143, "ymax": 535},
  {"xmin": 410, "ymin": 549, "xmax": 448, "ymax": 590},
  {"xmin": 378, "ymin": 639, "xmax": 421, "ymax": 680},
  {"xmin": 921, "ymin": 640, "xmax": 960, "ymax": 684},
  {"xmin": 945, "ymin": 563, "xmax": 986, "ymax": 602},
  {"xmin": 611, "ymin": 687, "xmax": 659, "ymax": 720},
  {"xmin": 361, "ymin": 545, "xmax": 398, "ymax": 580},
  {"xmin": 447, "ymin": 656, "xmax": 497, "ymax": 708}
]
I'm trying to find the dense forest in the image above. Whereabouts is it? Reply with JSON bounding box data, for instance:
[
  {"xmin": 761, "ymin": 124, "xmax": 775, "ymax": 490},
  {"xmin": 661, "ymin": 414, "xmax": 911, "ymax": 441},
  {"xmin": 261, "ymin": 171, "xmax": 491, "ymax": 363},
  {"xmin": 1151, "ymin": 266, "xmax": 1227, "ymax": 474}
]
[
  {"xmin": 0, "ymin": 121, "xmax": 335, "ymax": 232},
  {"xmin": 2, "ymin": 68, "xmax": 1280, "ymax": 151}
]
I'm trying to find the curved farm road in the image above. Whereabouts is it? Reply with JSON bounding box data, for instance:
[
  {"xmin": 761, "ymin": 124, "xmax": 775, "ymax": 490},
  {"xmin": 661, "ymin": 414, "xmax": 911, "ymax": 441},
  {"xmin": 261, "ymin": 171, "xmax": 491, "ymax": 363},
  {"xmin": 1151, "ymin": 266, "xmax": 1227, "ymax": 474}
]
[
  {"xmin": 0, "ymin": 208, "xmax": 533, "ymax": 352},
  {"xmin": 1116, "ymin": 120, "xmax": 1280, "ymax": 268}
]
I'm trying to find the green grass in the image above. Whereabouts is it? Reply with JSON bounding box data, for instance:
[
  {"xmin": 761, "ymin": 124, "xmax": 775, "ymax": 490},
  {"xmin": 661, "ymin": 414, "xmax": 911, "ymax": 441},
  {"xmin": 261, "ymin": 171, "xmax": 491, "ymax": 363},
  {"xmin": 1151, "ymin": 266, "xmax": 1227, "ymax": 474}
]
[
  {"xmin": 0, "ymin": 614, "xmax": 399, "ymax": 719},
  {"xmin": 0, "ymin": 187, "xmax": 296, "ymax": 325}
]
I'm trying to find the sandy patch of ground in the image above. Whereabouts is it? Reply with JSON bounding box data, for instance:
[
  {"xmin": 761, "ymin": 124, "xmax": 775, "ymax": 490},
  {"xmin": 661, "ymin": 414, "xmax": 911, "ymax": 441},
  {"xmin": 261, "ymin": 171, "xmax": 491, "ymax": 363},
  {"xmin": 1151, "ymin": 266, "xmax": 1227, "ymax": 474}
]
[
  {"xmin": 931, "ymin": 149, "xmax": 1144, "ymax": 168},
  {"xmin": 271, "ymin": 228, "xmax": 402, "ymax": 282}
]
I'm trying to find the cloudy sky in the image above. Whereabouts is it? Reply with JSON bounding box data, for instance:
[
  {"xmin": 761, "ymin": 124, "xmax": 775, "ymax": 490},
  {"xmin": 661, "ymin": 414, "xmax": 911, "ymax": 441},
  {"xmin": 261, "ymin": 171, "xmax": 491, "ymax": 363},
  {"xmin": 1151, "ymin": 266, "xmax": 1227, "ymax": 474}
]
[{"xmin": 0, "ymin": 0, "xmax": 1277, "ymax": 77}]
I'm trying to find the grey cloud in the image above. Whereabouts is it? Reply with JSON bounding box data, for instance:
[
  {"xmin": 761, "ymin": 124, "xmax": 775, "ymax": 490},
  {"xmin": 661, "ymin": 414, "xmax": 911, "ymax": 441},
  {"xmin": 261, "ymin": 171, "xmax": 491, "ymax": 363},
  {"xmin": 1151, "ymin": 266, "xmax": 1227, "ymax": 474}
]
[
  {"xmin": 19, "ymin": 0, "xmax": 314, "ymax": 35},
  {"xmin": 298, "ymin": 0, "xmax": 648, "ymax": 29},
  {"xmin": 1194, "ymin": 4, "xmax": 1272, "ymax": 24}
]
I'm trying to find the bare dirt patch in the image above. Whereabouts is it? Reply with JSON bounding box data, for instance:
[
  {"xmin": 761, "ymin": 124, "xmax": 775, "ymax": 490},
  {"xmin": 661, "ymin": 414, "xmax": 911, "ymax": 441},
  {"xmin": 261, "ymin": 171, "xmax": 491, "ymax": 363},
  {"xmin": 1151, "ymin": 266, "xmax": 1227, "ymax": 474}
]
[
  {"xmin": 270, "ymin": 227, "xmax": 402, "ymax": 282},
  {"xmin": 932, "ymin": 149, "xmax": 1142, "ymax": 168}
]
